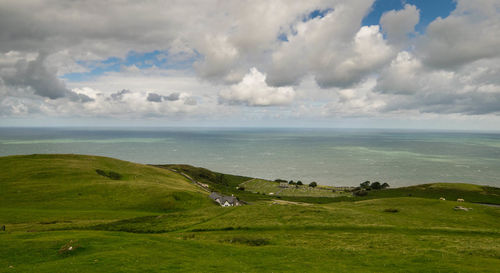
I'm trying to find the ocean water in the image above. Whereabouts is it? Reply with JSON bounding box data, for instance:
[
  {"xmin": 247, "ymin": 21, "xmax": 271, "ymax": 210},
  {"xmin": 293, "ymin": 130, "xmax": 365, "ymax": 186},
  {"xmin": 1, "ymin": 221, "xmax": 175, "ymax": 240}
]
[{"xmin": 1, "ymin": 127, "xmax": 499, "ymax": 187}]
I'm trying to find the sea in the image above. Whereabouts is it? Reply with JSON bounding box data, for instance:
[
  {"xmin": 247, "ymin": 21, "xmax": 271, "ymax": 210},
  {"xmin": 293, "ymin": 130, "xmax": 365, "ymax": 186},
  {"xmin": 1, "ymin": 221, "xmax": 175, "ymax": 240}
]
[{"xmin": 1, "ymin": 127, "xmax": 499, "ymax": 187}]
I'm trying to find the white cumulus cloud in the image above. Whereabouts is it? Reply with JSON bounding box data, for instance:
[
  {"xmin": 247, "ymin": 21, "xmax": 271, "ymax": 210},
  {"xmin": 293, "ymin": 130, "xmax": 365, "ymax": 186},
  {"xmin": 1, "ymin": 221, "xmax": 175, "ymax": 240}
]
[{"xmin": 219, "ymin": 68, "xmax": 295, "ymax": 106}]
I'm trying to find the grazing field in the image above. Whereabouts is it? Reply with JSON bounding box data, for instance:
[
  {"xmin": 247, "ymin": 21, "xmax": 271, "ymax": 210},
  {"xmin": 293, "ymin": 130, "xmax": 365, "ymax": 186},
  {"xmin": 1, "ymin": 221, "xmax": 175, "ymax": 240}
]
[
  {"xmin": 240, "ymin": 178, "xmax": 350, "ymax": 197},
  {"xmin": 1, "ymin": 154, "xmax": 499, "ymax": 272}
]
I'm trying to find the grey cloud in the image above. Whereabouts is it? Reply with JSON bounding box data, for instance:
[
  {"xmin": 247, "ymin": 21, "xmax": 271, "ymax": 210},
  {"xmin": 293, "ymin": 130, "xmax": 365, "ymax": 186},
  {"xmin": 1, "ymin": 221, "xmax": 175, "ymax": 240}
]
[
  {"xmin": 110, "ymin": 89, "xmax": 130, "ymax": 101},
  {"xmin": 164, "ymin": 92, "xmax": 180, "ymax": 101},
  {"xmin": 146, "ymin": 92, "xmax": 181, "ymax": 103},
  {"xmin": 0, "ymin": 53, "xmax": 93, "ymax": 102},
  {"xmin": 147, "ymin": 92, "xmax": 163, "ymax": 102},
  {"xmin": 2, "ymin": 53, "xmax": 69, "ymax": 99}
]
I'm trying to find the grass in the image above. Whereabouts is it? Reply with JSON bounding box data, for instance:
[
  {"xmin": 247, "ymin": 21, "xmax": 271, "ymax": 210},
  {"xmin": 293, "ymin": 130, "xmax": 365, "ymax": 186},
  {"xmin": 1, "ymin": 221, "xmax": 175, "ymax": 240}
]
[
  {"xmin": 241, "ymin": 178, "xmax": 349, "ymax": 197},
  {"xmin": 1, "ymin": 154, "xmax": 499, "ymax": 272},
  {"xmin": 0, "ymin": 154, "xmax": 210, "ymax": 213}
]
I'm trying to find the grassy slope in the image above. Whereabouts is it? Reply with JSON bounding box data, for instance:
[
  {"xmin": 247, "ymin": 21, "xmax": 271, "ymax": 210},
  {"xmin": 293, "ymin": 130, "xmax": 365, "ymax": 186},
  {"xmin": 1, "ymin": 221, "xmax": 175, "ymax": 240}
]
[
  {"xmin": 241, "ymin": 178, "xmax": 348, "ymax": 197},
  {"xmin": 0, "ymin": 154, "xmax": 211, "ymax": 226},
  {"xmin": 1, "ymin": 155, "xmax": 499, "ymax": 272},
  {"xmin": 155, "ymin": 164, "xmax": 500, "ymax": 205}
]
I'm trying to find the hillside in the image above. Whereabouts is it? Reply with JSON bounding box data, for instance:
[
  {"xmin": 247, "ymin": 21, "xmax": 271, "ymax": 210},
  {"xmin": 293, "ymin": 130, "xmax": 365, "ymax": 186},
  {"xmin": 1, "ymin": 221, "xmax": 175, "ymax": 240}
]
[
  {"xmin": 155, "ymin": 164, "xmax": 500, "ymax": 205},
  {"xmin": 0, "ymin": 155, "xmax": 499, "ymax": 272},
  {"xmin": 0, "ymin": 155, "xmax": 211, "ymax": 222}
]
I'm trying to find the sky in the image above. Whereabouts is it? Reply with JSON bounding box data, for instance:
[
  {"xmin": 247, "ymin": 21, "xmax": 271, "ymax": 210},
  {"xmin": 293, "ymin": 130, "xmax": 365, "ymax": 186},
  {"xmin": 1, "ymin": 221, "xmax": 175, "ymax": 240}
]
[{"xmin": 1, "ymin": 0, "xmax": 500, "ymax": 130}]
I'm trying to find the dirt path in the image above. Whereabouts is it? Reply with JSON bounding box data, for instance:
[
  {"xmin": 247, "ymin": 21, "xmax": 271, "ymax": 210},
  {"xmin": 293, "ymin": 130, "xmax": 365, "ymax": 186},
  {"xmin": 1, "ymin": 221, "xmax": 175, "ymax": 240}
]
[{"xmin": 167, "ymin": 168, "xmax": 210, "ymax": 192}]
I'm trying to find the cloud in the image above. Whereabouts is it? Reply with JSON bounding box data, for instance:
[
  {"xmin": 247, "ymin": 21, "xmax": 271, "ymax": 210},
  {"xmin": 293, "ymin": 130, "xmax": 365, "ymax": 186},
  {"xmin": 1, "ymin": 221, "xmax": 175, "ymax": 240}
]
[
  {"xmin": 266, "ymin": 2, "xmax": 394, "ymax": 89},
  {"xmin": 110, "ymin": 89, "xmax": 130, "ymax": 101},
  {"xmin": 417, "ymin": 0, "xmax": 500, "ymax": 69},
  {"xmin": 0, "ymin": 53, "xmax": 92, "ymax": 102},
  {"xmin": 164, "ymin": 92, "xmax": 180, "ymax": 101},
  {"xmin": 146, "ymin": 92, "xmax": 163, "ymax": 102},
  {"xmin": 375, "ymin": 52, "xmax": 500, "ymax": 115},
  {"xmin": 219, "ymin": 68, "xmax": 295, "ymax": 106},
  {"xmin": 380, "ymin": 4, "xmax": 419, "ymax": 46},
  {"xmin": 1, "ymin": 0, "xmax": 500, "ymax": 126},
  {"xmin": 146, "ymin": 92, "xmax": 181, "ymax": 103}
]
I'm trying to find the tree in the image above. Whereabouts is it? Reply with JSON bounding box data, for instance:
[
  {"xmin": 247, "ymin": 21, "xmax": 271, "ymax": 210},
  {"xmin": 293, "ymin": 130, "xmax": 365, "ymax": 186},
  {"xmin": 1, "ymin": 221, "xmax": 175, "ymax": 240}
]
[
  {"xmin": 381, "ymin": 182, "xmax": 390, "ymax": 189},
  {"xmin": 297, "ymin": 181, "xmax": 303, "ymax": 186},
  {"xmin": 360, "ymin": 181, "xmax": 371, "ymax": 189},
  {"xmin": 371, "ymin": 181, "xmax": 382, "ymax": 190},
  {"xmin": 309, "ymin": 182, "xmax": 317, "ymax": 188},
  {"xmin": 288, "ymin": 180, "xmax": 295, "ymax": 185}
]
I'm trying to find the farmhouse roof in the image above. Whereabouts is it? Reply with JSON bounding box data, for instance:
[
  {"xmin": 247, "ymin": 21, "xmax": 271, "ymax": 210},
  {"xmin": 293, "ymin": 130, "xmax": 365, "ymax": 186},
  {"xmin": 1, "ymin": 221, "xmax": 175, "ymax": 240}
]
[
  {"xmin": 210, "ymin": 192, "xmax": 238, "ymax": 205},
  {"xmin": 209, "ymin": 192, "xmax": 222, "ymax": 200}
]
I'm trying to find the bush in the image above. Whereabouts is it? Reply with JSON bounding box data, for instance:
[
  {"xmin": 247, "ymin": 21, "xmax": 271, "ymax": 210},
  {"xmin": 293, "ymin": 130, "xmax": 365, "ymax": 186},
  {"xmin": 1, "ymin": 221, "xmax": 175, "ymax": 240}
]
[
  {"xmin": 107, "ymin": 171, "xmax": 122, "ymax": 180},
  {"xmin": 358, "ymin": 181, "xmax": 389, "ymax": 191},
  {"xmin": 274, "ymin": 179, "xmax": 287, "ymax": 183},
  {"xmin": 288, "ymin": 180, "xmax": 295, "ymax": 185},
  {"xmin": 238, "ymin": 186, "xmax": 245, "ymax": 191},
  {"xmin": 309, "ymin": 182, "xmax": 317, "ymax": 188},
  {"xmin": 95, "ymin": 169, "xmax": 107, "ymax": 177},
  {"xmin": 297, "ymin": 181, "xmax": 303, "ymax": 186},
  {"xmin": 95, "ymin": 169, "xmax": 122, "ymax": 180},
  {"xmin": 353, "ymin": 189, "xmax": 368, "ymax": 196},
  {"xmin": 221, "ymin": 237, "xmax": 270, "ymax": 246}
]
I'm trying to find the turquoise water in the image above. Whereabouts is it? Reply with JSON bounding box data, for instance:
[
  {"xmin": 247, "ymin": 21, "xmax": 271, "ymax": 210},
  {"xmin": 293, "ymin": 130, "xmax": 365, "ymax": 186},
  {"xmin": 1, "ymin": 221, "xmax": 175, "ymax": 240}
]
[{"xmin": 1, "ymin": 127, "xmax": 499, "ymax": 187}]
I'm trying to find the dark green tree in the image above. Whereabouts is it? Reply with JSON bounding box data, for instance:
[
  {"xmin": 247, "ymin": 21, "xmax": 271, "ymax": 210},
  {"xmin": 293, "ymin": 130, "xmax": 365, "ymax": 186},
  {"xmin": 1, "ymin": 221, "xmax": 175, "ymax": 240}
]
[
  {"xmin": 360, "ymin": 181, "xmax": 371, "ymax": 189},
  {"xmin": 371, "ymin": 181, "xmax": 382, "ymax": 190}
]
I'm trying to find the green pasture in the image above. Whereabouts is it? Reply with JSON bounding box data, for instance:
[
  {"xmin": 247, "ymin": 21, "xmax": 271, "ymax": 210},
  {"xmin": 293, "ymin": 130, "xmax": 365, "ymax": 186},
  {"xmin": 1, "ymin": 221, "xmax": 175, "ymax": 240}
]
[{"xmin": 0, "ymin": 154, "xmax": 499, "ymax": 272}]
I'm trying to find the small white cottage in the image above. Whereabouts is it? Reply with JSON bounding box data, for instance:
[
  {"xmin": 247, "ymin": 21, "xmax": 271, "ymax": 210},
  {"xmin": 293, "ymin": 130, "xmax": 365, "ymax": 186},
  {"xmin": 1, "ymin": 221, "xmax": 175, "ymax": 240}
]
[{"xmin": 209, "ymin": 192, "xmax": 241, "ymax": 207}]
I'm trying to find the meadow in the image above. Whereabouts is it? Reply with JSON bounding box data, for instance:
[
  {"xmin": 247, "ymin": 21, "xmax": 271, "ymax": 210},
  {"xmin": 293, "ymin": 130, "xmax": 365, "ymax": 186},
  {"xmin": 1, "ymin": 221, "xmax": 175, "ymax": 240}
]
[
  {"xmin": 1, "ymin": 154, "xmax": 499, "ymax": 272},
  {"xmin": 240, "ymin": 178, "xmax": 349, "ymax": 197}
]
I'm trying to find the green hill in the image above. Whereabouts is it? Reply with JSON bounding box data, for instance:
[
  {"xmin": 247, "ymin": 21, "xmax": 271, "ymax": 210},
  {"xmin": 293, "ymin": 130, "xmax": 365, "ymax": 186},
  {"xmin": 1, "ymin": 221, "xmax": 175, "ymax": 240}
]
[
  {"xmin": 1, "ymin": 155, "xmax": 499, "ymax": 272},
  {"xmin": 0, "ymin": 154, "xmax": 211, "ymax": 225}
]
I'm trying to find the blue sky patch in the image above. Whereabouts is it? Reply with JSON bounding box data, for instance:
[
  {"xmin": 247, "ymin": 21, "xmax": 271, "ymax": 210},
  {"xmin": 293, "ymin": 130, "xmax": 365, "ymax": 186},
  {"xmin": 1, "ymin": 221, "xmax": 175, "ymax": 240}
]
[
  {"xmin": 362, "ymin": 0, "xmax": 456, "ymax": 33},
  {"xmin": 306, "ymin": 8, "xmax": 334, "ymax": 21},
  {"xmin": 62, "ymin": 50, "xmax": 200, "ymax": 82}
]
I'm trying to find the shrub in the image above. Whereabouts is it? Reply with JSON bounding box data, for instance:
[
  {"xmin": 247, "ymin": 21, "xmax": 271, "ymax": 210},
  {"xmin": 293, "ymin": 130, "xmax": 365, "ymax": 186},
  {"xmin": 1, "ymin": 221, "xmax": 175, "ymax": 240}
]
[
  {"xmin": 107, "ymin": 171, "xmax": 122, "ymax": 180},
  {"xmin": 95, "ymin": 169, "xmax": 122, "ymax": 180},
  {"xmin": 297, "ymin": 181, "xmax": 303, "ymax": 186},
  {"xmin": 238, "ymin": 186, "xmax": 245, "ymax": 191},
  {"xmin": 353, "ymin": 189, "xmax": 368, "ymax": 196},
  {"xmin": 222, "ymin": 237, "xmax": 270, "ymax": 246},
  {"xmin": 288, "ymin": 180, "xmax": 296, "ymax": 185},
  {"xmin": 309, "ymin": 182, "xmax": 317, "ymax": 188},
  {"xmin": 274, "ymin": 179, "xmax": 287, "ymax": 183}
]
